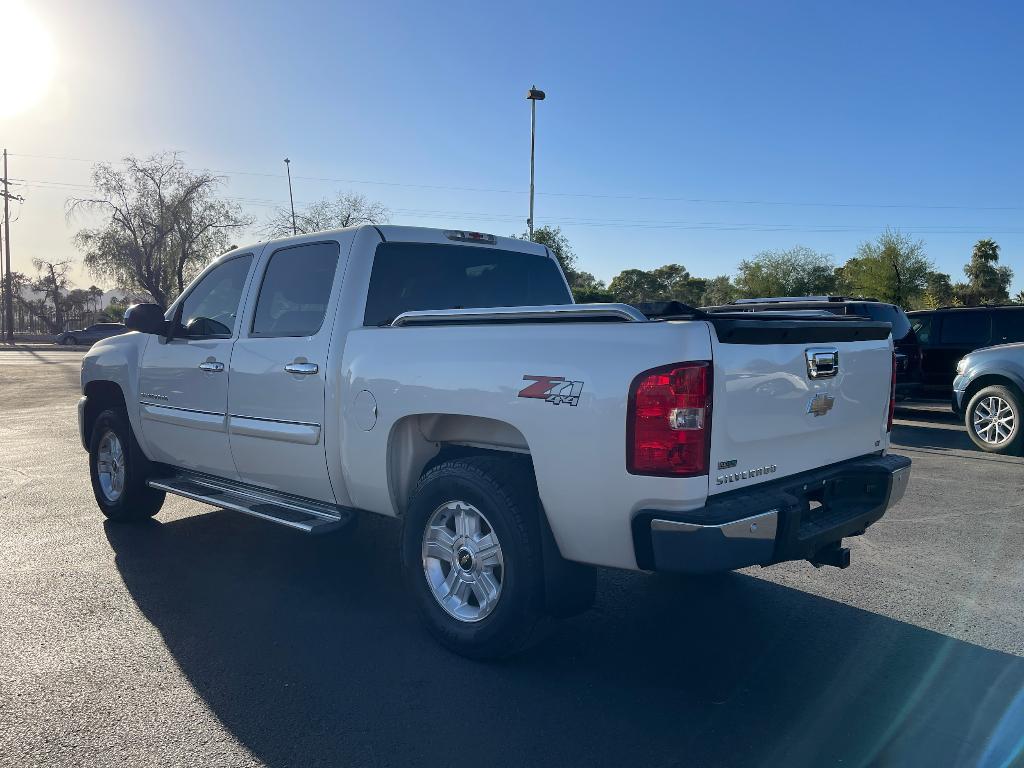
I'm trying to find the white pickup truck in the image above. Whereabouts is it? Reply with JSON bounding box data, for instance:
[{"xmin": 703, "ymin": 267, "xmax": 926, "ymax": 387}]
[{"xmin": 79, "ymin": 225, "xmax": 910, "ymax": 657}]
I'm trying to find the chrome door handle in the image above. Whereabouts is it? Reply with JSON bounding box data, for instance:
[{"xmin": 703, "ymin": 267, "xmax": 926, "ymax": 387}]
[
  {"xmin": 285, "ymin": 362, "xmax": 319, "ymax": 375},
  {"xmin": 199, "ymin": 361, "xmax": 225, "ymax": 372}
]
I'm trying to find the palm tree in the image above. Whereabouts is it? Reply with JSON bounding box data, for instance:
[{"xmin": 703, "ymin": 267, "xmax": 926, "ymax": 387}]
[{"xmin": 88, "ymin": 285, "xmax": 104, "ymax": 314}]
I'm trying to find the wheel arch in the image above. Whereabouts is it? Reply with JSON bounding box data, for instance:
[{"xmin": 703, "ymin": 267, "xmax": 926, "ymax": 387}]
[
  {"xmin": 82, "ymin": 380, "xmax": 128, "ymax": 448},
  {"xmin": 963, "ymin": 373, "xmax": 1024, "ymax": 411},
  {"xmin": 387, "ymin": 413, "xmax": 534, "ymax": 517}
]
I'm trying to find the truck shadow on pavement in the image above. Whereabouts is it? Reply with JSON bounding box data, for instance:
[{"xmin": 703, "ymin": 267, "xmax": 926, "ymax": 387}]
[{"xmin": 105, "ymin": 512, "xmax": 1024, "ymax": 768}]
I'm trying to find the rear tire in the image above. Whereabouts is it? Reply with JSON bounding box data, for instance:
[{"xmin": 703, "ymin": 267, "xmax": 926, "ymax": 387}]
[
  {"xmin": 88, "ymin": 408, "xmax": 165, "ymax": 521},
  {"xmin": 401, "ymin": 455, "xmax": 548, "ymax": 659},
  {"xmin": 965, "ymin": 384, "xmax": 1023, "ymax": 454}
]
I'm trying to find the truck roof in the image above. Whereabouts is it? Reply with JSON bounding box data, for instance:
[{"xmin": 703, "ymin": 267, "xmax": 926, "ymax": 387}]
[{"xmin": 224, "ymin": 224, "xmax": 550, "ymax": 261}]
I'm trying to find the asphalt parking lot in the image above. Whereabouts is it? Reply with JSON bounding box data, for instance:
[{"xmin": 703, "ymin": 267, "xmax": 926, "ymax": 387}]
[{"xmin": 2, "ymin": 348, "xmax": 1022, "ymax": 768}]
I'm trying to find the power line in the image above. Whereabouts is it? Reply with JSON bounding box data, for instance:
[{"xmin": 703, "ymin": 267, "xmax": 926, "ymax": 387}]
[
  {"xmin": 8, "ymin": 151, "xmax": 1024, "ymax": 213},
  {"xmin": 12, "ymin": 175, "xmax": 1024, "ymax": 235}
]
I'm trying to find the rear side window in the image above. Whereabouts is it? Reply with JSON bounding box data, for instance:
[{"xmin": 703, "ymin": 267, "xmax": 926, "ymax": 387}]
[
  {"xmin": 252, "ymin": 242, "xmax": 341, "ymax": 337},
  {"xmin": 910, "ymin": 314, "xmax": 934, "ymax": 344},
  {"xmin": 856, "ymin": 304, "xmax": 912, "ymax": 342},
  {"xmin": 363, "ymin": 243, "xmax": 571, "ymax": 326},
  {"xmin": 992, "ymin": 310, "xmax": 1024, "ymax": 343},
  {"xmin": 938, "ymin": 311, "xmax": 991, "ymax": 346}
]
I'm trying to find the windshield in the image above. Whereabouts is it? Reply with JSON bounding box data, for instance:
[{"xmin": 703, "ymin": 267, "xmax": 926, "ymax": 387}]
[{"xmin": 363, "ymin": 243, "xmax": 571, "ymax": 326}]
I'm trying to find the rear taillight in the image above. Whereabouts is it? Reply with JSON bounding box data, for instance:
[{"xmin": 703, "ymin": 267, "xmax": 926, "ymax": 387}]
[
  {"xmin": 887, "ymin": 351, "xmax": 896, "ymax": 432},
  {"xmin": 627, "ymin": 362, "xmax": 712, "ymax": 477}
]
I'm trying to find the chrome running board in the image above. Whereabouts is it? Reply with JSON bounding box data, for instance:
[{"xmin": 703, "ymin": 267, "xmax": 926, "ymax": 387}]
[{"xmin": 148, "ymin": 471, "xmax": 353, "ymax": 534}]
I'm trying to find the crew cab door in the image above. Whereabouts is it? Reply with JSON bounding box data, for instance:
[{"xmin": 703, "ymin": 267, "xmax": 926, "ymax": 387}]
[
  {"xmin": 138, "ymin": 253, "xmax": 255, "ymax": 479},
  {"xmin": 227, "ymin": 240, "xmax": 347, "ymax": 503}
]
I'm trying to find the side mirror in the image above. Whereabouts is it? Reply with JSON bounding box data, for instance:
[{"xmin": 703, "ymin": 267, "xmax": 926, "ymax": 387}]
[{"xmin": 124, "ymin": 303, "xmax": 168, "ymax": 336}]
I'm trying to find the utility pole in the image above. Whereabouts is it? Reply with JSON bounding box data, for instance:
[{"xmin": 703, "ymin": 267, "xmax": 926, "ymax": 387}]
[
  {"xmin": 284, "ymin": 157, "xmax": 297, "ymax": 236},
  {"xmin": 3, "ymin": 149, "xmax": 21, "ymax": 343},
  {"xmin": 0, "ymin": 210, "xmax": 5, "ymax": 339},
  {"xmin": 526, "ymin": 86, "xmax": 546, "ymax": 240}
]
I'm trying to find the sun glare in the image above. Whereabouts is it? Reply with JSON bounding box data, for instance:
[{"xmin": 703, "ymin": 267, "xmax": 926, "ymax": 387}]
[{"xmin": 0, "ymin": 0, "xmax": 57, "ymax": 119}]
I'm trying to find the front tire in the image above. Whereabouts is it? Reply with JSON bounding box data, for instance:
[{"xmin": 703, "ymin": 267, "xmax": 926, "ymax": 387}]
[
  {"xmin": 401, "ymin": 456, "xmax": 547, "ymax": 659},
  {"xmin": 89, "ymin": 408, "xmax": 165, "ymax": 521},
  {"xmin": 965, "ymin": 384, "xmax": 1023, "ymax": 454},
  {"xmin": 63, "ymin": 336, "xmax": 77, "ymax": 346}
]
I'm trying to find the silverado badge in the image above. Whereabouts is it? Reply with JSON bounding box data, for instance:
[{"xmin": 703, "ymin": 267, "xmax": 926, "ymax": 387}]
[{"xmin": 807, "ymin": 393, "xmax": 836, "ymax": 417}]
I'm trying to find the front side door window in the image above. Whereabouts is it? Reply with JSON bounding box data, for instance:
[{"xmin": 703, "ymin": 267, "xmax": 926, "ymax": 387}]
[{"xmin": 173, "ymin": 254, "xmax": 254, "ymax": 338}]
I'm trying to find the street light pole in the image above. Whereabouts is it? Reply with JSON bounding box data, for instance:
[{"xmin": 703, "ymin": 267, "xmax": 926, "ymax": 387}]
[
  {"xmin": 284, "ymin": 157, "xmax": 297, "ymax": 236},
  {"xmin": 526, "ymin": 85, "xmax": 545, "ymax": 240}
]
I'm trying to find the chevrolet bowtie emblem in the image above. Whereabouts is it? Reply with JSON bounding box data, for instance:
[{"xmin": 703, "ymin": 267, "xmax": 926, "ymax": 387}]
[{"xmin": 807, "ymin": 393, "xmax": 836, "ymax": 417}]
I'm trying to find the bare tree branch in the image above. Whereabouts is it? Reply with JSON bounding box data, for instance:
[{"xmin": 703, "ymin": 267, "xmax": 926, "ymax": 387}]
[
  {"xmin": 68, "ymin": 152, "xmax": 252, "ymax": 306},
  {"xmin": 263, "ymin": 191, "xmax": 389, "ymax": 239}
]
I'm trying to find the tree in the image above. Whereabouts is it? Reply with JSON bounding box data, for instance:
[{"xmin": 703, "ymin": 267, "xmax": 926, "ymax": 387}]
[
  {"xmin": 515, "ymin": 225, "xmax": 578, "ymax": 281},
  {"xmin": 735, "ymin": 246, "xmax": 837, "ymax": 298},
  {"xmin": 87, "ymin": 285, "xmax": 104, "ymax": 314},
  {"xmin": 839, "ymin": 230, "xmax": 932, "ymax": 308},
  {"xmin": 69, "ymin": 152, "xmax": 250, "ymax": 307},
  {"xmin": 264, "ymin": 192, "xmax": 389, "ymax": 238},
  {"xmin": 102, "ymin": 295, "xmax": 132, "ymax": 322},
  {"xmin": 606, "ymin": 263, "xmax": 707, "ymax": 306},
  {"xmin": 961, "ymin": 238, "xmax": 1011, "ymax": 305},
  {"xmin": 701, "ymin": 275, "xmax": 740, "ymax": 306},
  {"xmin": 607, "ymin": 268, "xmax": 665, "ymax": 305},
  {"xmin": 649, "ymin": 264, "xmax": 707, "ymax": 306},
  {"xmin": 570, "ymin": 271, "xmax": 615, "ymax": 303},
  {"xmin": 14, "ymin": 259, "xmax": 74, "ymax": 333},
  {"xmin": 920, "ymin": 271, "xmax": 954, "ymax": 308},
  {"xmin": 66, "ymin": 288, "xmax": 91, "ymax": 317}
]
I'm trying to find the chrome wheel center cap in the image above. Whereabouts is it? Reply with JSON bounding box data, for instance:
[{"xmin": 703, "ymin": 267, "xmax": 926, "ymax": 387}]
[{"xmin": 457, "ymin": 548, "xmax": 474, "ymax": 572}]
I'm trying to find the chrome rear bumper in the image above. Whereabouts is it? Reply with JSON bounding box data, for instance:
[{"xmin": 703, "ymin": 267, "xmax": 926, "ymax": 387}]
[{"xmin": 634, "ymin": 453, "xmax": 912, "ymax": 574}]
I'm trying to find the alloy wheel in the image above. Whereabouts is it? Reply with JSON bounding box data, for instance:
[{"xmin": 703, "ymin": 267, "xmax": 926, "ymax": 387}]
[
  {"xmin": 96, "ymin": 430, "xmax": 126, "ymax": 502},
  {"xmin": 421, "ymin": 500, "xmax": 504, "ymax": 622},
  {"xmin": 972, "ymin": 396, "xmax": 1015, "ymax": 446}
]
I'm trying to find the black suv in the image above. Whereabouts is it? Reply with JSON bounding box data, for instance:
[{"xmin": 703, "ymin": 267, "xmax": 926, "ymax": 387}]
[
  {"xmin": 702, "ymin": 296, "xmax": 918, "ymax": 395},
  {"xmin": 907, "ymin": 305, "xmax": 1024, "ymax": 394}
]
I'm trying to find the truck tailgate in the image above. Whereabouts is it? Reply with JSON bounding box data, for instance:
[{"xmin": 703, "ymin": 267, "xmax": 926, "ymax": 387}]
[{"xmin": 706, "ymin": 315, "xmax": 893, "ymax": 494}]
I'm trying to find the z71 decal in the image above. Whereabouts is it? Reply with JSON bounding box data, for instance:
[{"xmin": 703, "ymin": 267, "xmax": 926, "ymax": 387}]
[{"xmin": 518, "ymin": 375, "xmax": 584, "ymax": 407}]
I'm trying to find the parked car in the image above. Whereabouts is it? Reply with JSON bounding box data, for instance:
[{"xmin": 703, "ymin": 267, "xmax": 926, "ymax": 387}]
[
  {"xmin": 78, "ymin": 226, "xmax": 909, "ymax": 658},
  {"xmin": 56, "ymin": 322, "xmax": 127, "ymax": 347},
  {"xmin": 952, "ymin": 343, "xmax": 1024, "ymax": 453},
  {"xmin": 703, "ymin": 296, "xmax": 919, "ymax": 396},
  {"xmin": 908, "ymin": 306, "xmax": 1024, "ymax": 396}
]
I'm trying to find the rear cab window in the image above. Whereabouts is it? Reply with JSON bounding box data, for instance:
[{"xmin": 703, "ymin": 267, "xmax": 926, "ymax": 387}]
[
  {"xmin": 909, "ymin": 313, "xmax": 935, "ymax": 344},
  {"xmin": 363, "ymin": 243, "xmax": 571, "ymax": 326}
]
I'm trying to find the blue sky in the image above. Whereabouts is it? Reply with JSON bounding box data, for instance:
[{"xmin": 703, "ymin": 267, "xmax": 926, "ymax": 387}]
[{"xmin": 5, "ymin": 0, "xmax": 1024, "ymax": 290}]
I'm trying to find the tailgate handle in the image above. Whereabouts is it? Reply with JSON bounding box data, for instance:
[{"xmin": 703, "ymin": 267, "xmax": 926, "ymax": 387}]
[{"xmin": 806, "ymin": 348, "xmax": 839, "ymax": 379}]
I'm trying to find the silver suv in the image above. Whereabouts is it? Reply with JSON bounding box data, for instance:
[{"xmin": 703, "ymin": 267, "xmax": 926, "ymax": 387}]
[{"xmin": 953, "ymin": 343, "xmax": 1024, "ymax": 454}]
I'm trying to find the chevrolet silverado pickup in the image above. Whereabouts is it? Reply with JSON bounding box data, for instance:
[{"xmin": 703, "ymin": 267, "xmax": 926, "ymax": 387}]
[{"xmin": 78, "ymin": 225, "xmax": 911, "ymax": 658}]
